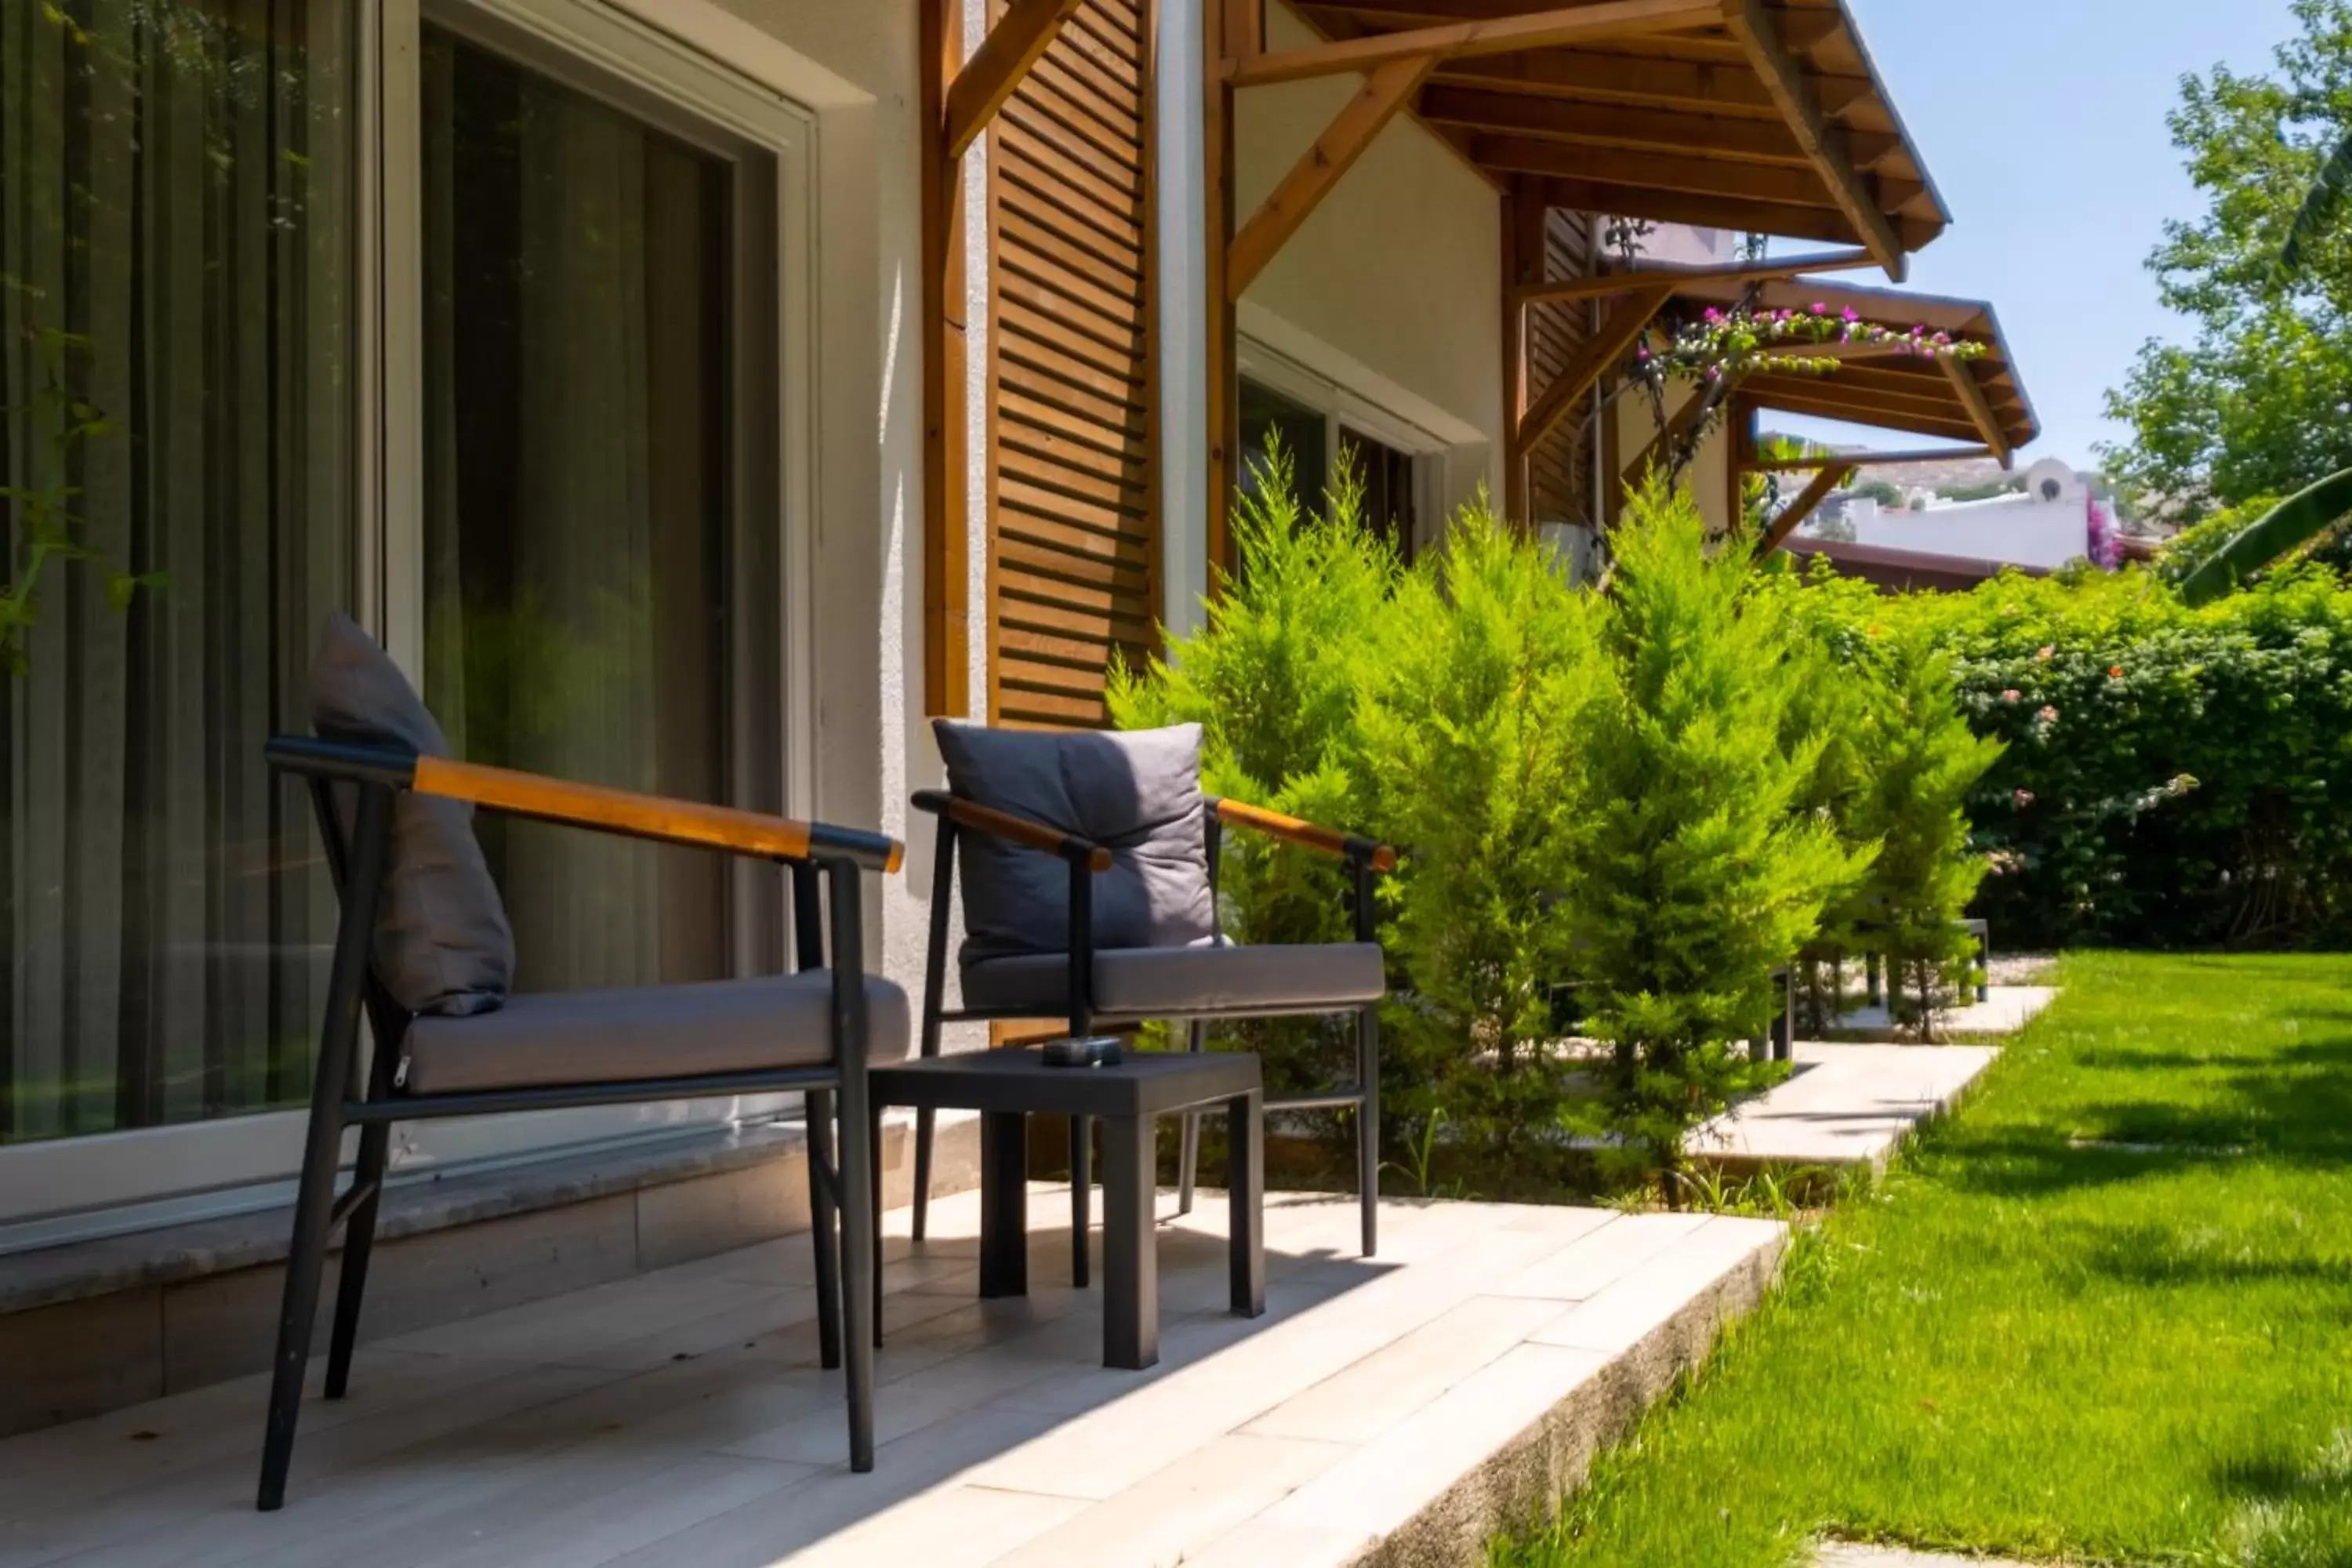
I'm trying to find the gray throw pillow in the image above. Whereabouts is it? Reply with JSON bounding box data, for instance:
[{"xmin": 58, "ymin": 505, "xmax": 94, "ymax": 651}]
[
  {"xmin": 308, "ymin": 614, "xmax": 514, "ymax": 1018},
  {"xmin": 933, "ymin": 720, "xmax": 1215, "ymax": 965}
]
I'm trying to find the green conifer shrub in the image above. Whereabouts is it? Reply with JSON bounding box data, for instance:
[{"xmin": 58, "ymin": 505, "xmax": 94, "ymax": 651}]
[{"xmin": 1563, "ymin": 477, "xmax": 1870, "ymax": 1183}]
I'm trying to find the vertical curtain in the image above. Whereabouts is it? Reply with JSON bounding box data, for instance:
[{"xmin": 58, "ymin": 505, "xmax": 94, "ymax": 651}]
[
  {"xmin": 0, "ymin": 0, "xmax": 352, "ymax": 1145},
  {"xmin": 419, "ymin": 29, "xmax": 727, "ymax": 996}
]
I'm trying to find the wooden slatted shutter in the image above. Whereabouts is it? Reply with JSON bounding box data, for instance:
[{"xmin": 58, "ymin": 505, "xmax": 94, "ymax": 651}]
[
  {"xmin": 985, "ymin": 0, "xmax": 1160, "ymax": 729},
  {"xmin": 1525, "ymin": 210, "xmax": 1596, "ymax": 526}
]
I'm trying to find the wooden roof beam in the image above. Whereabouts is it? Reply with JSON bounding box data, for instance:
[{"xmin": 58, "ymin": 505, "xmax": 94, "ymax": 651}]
[
  {"xmin": 1532, "ymin": 176, "xmax": 1886, "ymax": 249},
  {"xmin": 1942, "ymin": 355, "xmax": 2016, "ymax": 469},
  {"xmin": 1415, "ymin": 85, "xmax": 1904, "ymax": 169},
  {"xmin": 1719, "ymin": 0, "xmax": 1907, "ymax": 279},
  {"xmin": 1472, "ymin": 135, "xmax": 1846, "ymax": 207},
  {"xmin": 1755, "ymin": 462, "xmax": 1855, "ymax": 554},
  {"xmin": 1514, "ymin": 280, "xmax": 1677, "ymax": 455},
  {"xmin": 1229, "ymin": 54, "xmax": 1437, "ymax": 298},
  {"xmin": 1514, "ymin": 247, "xmax": 1873, "ymax": 305},
  {"xmin": 943, "ymin": 0, "xmax": 1088, "ymax": 162},
  {"xmin": 1226, "ymin": 0, "xmax": 1722, "ymax": 86},
  {"xmin": 1744, "ymin": 445, "xmax": 1993, "ymax": 472}
]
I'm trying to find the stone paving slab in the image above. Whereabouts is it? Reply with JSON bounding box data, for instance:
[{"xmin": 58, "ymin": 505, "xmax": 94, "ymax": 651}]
[
  {"xmin": 1817, "ymin": 1544, "xmax": 2038, "ymax": 1567},
  {"xmin": 1690, "ymin": 1042, "xmax": 2000, "ymax": 1176},
  {"xmin": 0, "ymin": 1186, "xmax": 1788, "ymax": 1568},
  {"xmin": 1836, "ymin": 985, "xmax": 2057, "ymax": 1040}
]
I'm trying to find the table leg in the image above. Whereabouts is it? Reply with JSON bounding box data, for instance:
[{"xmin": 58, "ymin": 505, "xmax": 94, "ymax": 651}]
[
  {"xmin": 1228, "ymin": 1091, "xmax": 1265, "ymax": 1319},
  {"xmin": 1071, "ymin": 1114, "xmax": 1091, "ymax": 1290},
  {"xmin": 980, "ymin": 1111, "xmax": 1029, "ymax": 1299},
  {"xmin": 1102, "ymin": 1113, "xmax": 1159, "ymax": 1370}
]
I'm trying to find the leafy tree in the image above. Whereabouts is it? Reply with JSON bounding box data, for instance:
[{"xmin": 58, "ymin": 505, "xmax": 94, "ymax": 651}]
[{"xmin": 2104, "ymin": 0, "xmax": 2352, "ymax": 518}]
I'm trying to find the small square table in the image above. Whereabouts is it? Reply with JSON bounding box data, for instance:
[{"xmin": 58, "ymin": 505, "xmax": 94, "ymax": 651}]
[{"xmin": 868, "ymin": 1047, "xmax": 1266, "ymax": 1370}]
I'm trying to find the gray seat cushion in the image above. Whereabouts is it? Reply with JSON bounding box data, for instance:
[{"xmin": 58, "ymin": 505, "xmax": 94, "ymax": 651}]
[
  {"xmin": 402, "ymin": 970, "xmax": 913, "ymax": 1095},
  {"xmin": 932, "ymin": 721, "xmax": 1215, "ymax": 968},
  {"xmin": 308, "ymin": 614, "xmax": 515, "ymax": 1018},
  {"xmin": 962, "ymin": 942, "xmax": 1385, "ymax": 1018}
]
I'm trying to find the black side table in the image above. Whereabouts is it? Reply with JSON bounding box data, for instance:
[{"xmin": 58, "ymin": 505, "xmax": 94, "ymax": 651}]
[{"xmin": 869, "ymin": 1047, "xmax": 1266, "ymax": 1370}]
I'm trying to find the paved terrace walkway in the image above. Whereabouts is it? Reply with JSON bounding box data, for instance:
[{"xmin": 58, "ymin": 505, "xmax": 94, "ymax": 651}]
[
  {"xmin": 0, "ymin": 1188, "xmax": 1783, "ymax": 1568},
  {"xmin": 1690, "ymin": 1042, "xmax": 2001, "ymax": 1177}
]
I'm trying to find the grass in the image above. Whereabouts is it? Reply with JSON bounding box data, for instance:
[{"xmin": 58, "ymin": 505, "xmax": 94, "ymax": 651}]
[{"xmin": 1495, "ymin": 952, "xmax": 2352, "ymax": 1568}]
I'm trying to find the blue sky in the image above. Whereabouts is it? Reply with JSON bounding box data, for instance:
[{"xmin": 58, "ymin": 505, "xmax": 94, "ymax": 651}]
[{"xmin": 1773, "ymin": 0, "xmax": 2303, "ymax": 467}]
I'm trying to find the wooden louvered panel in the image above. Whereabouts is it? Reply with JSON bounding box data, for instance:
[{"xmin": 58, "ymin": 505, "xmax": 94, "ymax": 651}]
[
  {"xmin": 988, "ymin": 0, "xmax": 1159, "ymax": 731},
  {"xmin": 1527, "ymin": 210, "xmax": 1596, "ymax": 525}
]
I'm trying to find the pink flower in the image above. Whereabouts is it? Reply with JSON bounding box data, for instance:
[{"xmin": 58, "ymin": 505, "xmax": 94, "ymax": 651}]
[
  {"xmin": 1704, "ymin": 307, "xmax": 1722, "ymax": 324},
  {"xmin": 2001, "ymin": 689, "xmax": 2022, "ymax": 703},
  {"xmin": 2037, "ymin": 705, "xmax": 2060, "ymax": 724},
  {"xmin": 2036, "ymin": 645, "xmax": 2055, "ymax": 661},
  {"xmin": 1811, "ymin": 302, "xmax": 1829, "ymax": 316},
  {"xmin": 2013, "ymin": 789, "xmax": 2035, "ymax": 808},
  {"xmin": 1841, "ymin": 307, "xmax": 1861, "ymax": 324}
]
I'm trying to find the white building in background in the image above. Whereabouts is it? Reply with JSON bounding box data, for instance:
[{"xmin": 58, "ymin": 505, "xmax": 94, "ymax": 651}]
[{"xmin": 1847, "ymin": 458, "xmax": 2097, "ymax": 572}]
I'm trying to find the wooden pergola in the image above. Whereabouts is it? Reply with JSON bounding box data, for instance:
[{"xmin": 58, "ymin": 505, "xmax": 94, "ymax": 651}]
[
  {"xmin": 1202, "ymin": 0, "xmax": 1954, "ymax": 568},
  {"xmin": 1705, "ymin": 278, "xmax": 2038, "ymax": 550}
]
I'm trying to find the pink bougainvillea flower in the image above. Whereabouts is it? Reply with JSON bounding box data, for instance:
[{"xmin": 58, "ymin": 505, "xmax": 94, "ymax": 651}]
[
  {"xmin": 2001, "ymin": 688, "xmax": 2022, "ymax": 702},
  {"xmin": 1841, "ymin": 307, "xmax": 1861, "ymax": 323},
  {"xmin": 1811, "ymin": 301, "xmax": 1829, "ymax": 316},
  {"xmin": 2014, "ymin": 789, "xmax": 2036, "ymax": 808},
  {"xmin": 2037, "ymin": 706, "xmax": 2060, "ymax": 724},
  {"xmin": 1704, "ymin": 307, "xmax": 1722, "ymax": 323}
]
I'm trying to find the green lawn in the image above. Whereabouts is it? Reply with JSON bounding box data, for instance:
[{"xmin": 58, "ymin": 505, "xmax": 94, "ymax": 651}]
[{"xmin": 1497, "ymin": 952, "xmax": 2352, "ymax": 1568}]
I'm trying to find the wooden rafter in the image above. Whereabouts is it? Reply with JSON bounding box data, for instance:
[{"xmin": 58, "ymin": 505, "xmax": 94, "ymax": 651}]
[
  {"xmin": 1416, "ymin": 85, "xmax": 1903, "ymax": 172},
  {"xmin": 1530, "ymin": 176, "xmax": 1928, "ymax": 252},
  {"xmin": 1719, "ymin": 0, "xmax": 1906, "ymax": 278},
  {"xmin": 1473, "ymin": 136, "xmax": 1842, "ymax": 208},
  {"xmin": 1941, "ymin": 355, "xmax": 2014, "ymax": 468},
  {"xmin": 1229, "ymin": 53, "xmax": 1437, "ymax": 299},
  {"xmin": 1226, "ymin": 0, "xmax": 1721, "ymax": 86},
  {"xmin": 1514, "ymin": 281, "xmax": 1675, "ymax": 456},
  {"xmin": 1755, "ymin": 462, "xmax": 1855, "ymax": 554},
  {"xmin": 1513, "ymin": 248, "xmax": 1873, "ymax": 306},
  {"xmin": 944, "ymin": 0, "xmax": 1088, "ymax": 160},
  {"xmin": 1744, "ymin": 445, "xmax": 1992, "ymax": 472}
]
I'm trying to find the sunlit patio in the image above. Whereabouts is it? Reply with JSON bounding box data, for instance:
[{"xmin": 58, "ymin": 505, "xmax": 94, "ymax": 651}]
[{"xmin": 0, "ymin": 1187, "xmax": 1781, "ymax": 1568}]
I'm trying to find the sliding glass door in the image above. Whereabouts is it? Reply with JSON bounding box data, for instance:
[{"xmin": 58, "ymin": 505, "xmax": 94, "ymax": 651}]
[{"xmin": 0, "ymin": 0, "xmax": 811, "ymax": 1231}]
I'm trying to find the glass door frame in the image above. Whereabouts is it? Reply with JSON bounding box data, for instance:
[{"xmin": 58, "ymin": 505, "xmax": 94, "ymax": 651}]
[{"xmin": 0, "ymin": 0, "xmax": 821, "ymax": 1240}]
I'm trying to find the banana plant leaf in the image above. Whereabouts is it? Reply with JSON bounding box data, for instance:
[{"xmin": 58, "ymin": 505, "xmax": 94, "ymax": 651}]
[
  {"xmin": 2178, "ymin": 466, "xmax": 2352, "ymax": 606},
  {"xmin": 2285, "ymin": 129, "xmax": 2352, "ymax": 275}
]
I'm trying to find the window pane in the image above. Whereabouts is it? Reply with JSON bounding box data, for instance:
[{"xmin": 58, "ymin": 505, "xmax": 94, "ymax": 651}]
[
  {"xmin": 1239, "ymin": 378, "xmax": 1326, "ymax": 519},
  {"xmin": 419, "ymin": 27, "xmax": 760, "ymax": 993},
  {"xmin": 0, "ymin": 1, "xmax": 357, "ymax": 1145}
]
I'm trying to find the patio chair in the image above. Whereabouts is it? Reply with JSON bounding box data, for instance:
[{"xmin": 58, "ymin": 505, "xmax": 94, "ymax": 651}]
[
  {"xmin": 906, "ymin": 720, "xmax": 1393, "ymax": 1275},
  {"xmin": 252, "ymin": 615, "xmax": 906, "ymax": 1511}
]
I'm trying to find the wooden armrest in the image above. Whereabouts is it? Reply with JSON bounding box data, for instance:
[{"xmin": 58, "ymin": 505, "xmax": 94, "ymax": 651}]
[
  {"xmin": 413, "ymin": 757, "xmax": 904, "ymax": 873},
  {"xmin": 1213, "ymin": 797, "xmax": 1396, "ymax": 873},
  {"xmin": 912, "ymin": 789, "xmax": 1113, "ymax": 872}
]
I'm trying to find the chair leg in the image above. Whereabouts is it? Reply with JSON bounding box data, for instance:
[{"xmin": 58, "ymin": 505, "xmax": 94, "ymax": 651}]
[
  {"xmin": 323, "ymin": 1119, "xmax": 391, "ymax": 1399},
  {"xmin": 1356, "ymin": 1004, "xmax": 1381, "ymax": 1258},
  {"xmin": 911, "ymin": 1105, "xmax": 936, "ymax": 1243},
  {"xmin": 872, "ymin": 1102, "xmax": 887, "ymax": 1348},
  {"xmin": 1177, "ymin": 1018, "xmax": 1207, "ymax": 1217},
  {"xmin": 807, "ymin": 1087, "xmax": 843, "ymax": 1371},
  {"xmin": 837, "ymin": 1088, "xmax": 878, "ymax": 1473},
  {"xmin": 1070, "ymin": 1114, "xmax": 1091, "ymax": 1289},
  {"xmin": 256, "ymin": 1105, "xmax": 346, "ymax": 1512}
]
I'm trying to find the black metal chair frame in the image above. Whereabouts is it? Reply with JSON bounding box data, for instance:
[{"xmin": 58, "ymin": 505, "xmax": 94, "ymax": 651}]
[
  {"xmin": 904, "ymin": 787, "xmax": 1389, "ymax": 1283},
  {"xmin": 254, "ymin": 736, "xmax": 898, "ymax": 1511}
]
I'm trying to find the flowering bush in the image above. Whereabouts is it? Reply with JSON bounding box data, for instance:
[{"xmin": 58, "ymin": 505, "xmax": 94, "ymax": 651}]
[{"xmin": 1795, "ymin": 560, "xmax": 2352, "ymax": 948}]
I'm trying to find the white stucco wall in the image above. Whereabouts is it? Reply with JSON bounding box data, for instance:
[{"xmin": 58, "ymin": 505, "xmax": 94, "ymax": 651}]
[
  {"xmin": 1613, "ymin": 382, "xmax": 1740, "ymax": 539},
  {"xmin": 1232, "ymin": 3, "xmax": 1508, "ymax": 517},
  {"xmin": 1850, "ymin": 497, "xmax": 2091, "ymax": 570},
  {"xmin": 626, "ymin": 0, "xmax": 960, "ymax": 1014}
]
